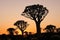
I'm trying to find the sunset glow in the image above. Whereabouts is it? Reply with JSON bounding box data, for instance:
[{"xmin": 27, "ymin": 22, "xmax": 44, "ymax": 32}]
[{"xmin": 0, "ymin": 0, "xmax": 60, "ymax": 35}]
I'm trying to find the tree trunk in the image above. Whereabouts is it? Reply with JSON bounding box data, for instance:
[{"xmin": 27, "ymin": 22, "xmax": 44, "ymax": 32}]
[
  {"xmin": 18, "ymin": 26, "xmax": 24, "ymax": 36},
  {"xmin": 35, "ymin": 21, "xmax": 41, "ymax": 35},
  {"xmin": 21, "ymin": 30, "xmax": 24, "ymax": 36}
]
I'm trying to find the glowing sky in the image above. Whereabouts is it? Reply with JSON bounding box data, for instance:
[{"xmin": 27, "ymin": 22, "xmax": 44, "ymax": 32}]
[{"xmin": 0, "ymin": 0, "xmax": 60, "ymax": 34}]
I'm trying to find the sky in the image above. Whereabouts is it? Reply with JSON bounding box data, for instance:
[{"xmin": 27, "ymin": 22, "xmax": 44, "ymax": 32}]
[{"xmin": 0, "ymin": 0, "xmax": 60, "ymax": 35}]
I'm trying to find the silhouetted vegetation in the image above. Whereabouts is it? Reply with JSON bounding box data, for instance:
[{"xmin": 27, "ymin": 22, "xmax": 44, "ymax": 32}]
[
  {"xmin": 7, "ymin": 28, "xmax": 15, "ymax": 35},
  {"xmin": 0, "ymin": 4, "xmax": 60, "ymax": 40},
  {"xmin": 56, "ymin": 28, "xmax": 60, "ymax": 33},
  {"xmin": 14, "ymin": 20, "xmax": 29, "ymax": 35},
  {"xmin": 21, "ymin": 4, "xmax": 49, "ymax": 35},
  {"xmin": 44, "ymin": 25, "xmax": 56, "ymax": 33}
]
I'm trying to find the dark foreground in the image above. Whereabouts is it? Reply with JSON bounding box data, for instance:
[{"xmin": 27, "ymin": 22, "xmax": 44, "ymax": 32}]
[{"xmin": 0, "ymin": 33, "xmax": 60, "ymax": 40}]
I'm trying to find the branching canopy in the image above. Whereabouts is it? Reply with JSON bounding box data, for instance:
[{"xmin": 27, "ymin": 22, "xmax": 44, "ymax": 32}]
[
  {"xmin": 7, "ymin": 28, "xmax": 15, "ymax": 32},
  {"xmin": 14, "ymin": 20, "xmax": 28, "ymax": 31},
  {"xmin": 21, "ymin": 4, "xmax": 49, "ymax": 22}
]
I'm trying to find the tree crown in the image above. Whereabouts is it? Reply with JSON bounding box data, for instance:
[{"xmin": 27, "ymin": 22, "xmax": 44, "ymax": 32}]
[
  {"xmin": 14, "ymin": 20, "xmax": 28, "ymax": 31},
  {"xmin": 22, "ymin": 4, "xmax": 49, "ymax": 22}
]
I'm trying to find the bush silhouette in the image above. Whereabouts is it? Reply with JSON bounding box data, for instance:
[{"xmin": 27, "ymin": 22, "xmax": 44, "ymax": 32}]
[
  {"xmin": 45, "ymin": 25, "xmax": 56, "ymax": 33},
  {"xmin": 7, "ymin": 28, "xmax": 15, "ymax": 35}
]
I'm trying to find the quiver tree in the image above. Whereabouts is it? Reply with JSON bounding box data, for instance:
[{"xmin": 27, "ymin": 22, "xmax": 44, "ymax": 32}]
[
  {"xmin": 45, "ymin": 25, "xmax": 56, "ymax": 33},
  {"xmin": 14, "ymin": 20, "xmax": 28, "ymax": 35},
  {"xmin": 21, "ymin": 4, "xmax": 49, "ymax": 34},
  {"xmin": 7, "ymin": 28, "xmax": 15, "ymax": 35}
]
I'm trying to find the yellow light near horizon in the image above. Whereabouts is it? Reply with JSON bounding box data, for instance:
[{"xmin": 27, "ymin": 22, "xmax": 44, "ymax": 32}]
[{"xmin": 0, "ymin": 0, "xmax": 60, "ymax": 35}]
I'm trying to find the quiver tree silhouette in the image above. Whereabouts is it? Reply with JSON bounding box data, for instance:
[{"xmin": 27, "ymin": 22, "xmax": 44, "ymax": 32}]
[
  {"xmin": 14, "ymin": 20, "xmax": 29, "ymax": 35},
  {"xmin": 45, "ymin": 25, "xmax": 56, "ymax": 33},
  {"xmin": 7, "ymin": 28, "xmax": 15, "ymax": 35},
  {"xmin": 21, "ymin": 4, "xmax": 49, "ymax": 34}
]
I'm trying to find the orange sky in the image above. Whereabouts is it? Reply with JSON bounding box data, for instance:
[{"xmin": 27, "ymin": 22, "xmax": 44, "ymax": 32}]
[{"xmin": 0, "ymin": 0, "xmax": 60, "ymax": 35}]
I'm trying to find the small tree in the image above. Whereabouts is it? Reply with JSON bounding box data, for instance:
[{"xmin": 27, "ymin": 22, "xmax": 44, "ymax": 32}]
[
  {"xmin": 7, "ymin": 28, "xmax": 15, "ymax": 35},
  {"xmin": 14, "ymin": 20, "xmax": 28, "ymax": 35},
  {"xmin": 45, "ymin": 25, "xmax": 56, "ymax": 33},
  {"xmin": 21, "ymin": 4, "xmax": 48, "ymax": 34}
]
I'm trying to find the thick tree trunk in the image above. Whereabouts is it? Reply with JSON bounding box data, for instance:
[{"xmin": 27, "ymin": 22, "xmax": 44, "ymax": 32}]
[
  {"xmin": 21, "ymin": 30, "xmax": 24, "ymax": 36},
  {"xmin": 35, "ymin": 21, "xmax": 41, "ymax": 35}
]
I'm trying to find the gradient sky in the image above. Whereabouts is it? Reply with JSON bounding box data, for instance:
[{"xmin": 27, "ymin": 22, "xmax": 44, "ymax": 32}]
[{"xmin": 0, "ymin": 0, "xmax": 60, "ymax": 35}]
